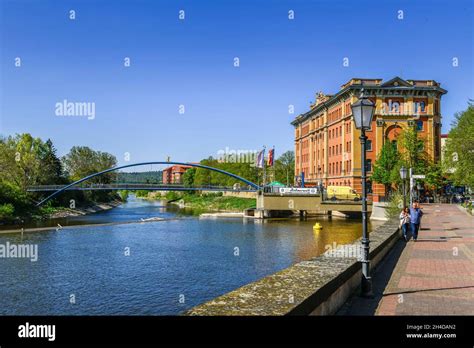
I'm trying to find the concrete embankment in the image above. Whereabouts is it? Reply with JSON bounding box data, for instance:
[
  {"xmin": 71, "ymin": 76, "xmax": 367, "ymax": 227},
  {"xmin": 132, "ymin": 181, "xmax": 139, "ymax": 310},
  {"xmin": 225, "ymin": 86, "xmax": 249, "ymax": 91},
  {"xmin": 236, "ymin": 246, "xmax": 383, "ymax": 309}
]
[
  {"xmin": 199, "ymin": 212, "xmax": 244, "ymax": 218},
  {"xmin": 48, "ymin": 200, "xmax": 123, "ymax": 218},
  {"xmin": 185, "ymin": 219, "xmax": 400, "ymax": 316}
]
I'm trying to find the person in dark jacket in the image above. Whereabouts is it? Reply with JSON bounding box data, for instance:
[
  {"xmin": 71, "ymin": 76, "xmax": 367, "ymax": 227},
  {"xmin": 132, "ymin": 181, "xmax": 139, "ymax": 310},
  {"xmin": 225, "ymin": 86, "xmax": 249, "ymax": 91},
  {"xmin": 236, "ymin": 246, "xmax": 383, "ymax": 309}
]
[{"xmin": 409, "ymin": 202, "xmax": 423, "ymax": 241}]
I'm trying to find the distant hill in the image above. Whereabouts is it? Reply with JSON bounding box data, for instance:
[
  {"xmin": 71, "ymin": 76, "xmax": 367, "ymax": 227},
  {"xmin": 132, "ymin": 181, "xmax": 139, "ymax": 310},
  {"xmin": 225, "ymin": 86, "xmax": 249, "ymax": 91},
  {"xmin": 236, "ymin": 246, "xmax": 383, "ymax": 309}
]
[{"xmin": 117, "ymin": 171, "xmax": 162, "ymax": 184}]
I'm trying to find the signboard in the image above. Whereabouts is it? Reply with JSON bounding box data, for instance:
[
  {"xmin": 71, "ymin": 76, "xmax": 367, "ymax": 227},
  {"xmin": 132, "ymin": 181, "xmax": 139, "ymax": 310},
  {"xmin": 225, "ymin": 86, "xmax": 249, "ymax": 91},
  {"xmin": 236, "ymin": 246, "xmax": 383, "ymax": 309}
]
[
  {"xmin": 412, "ymin": 175, "xmax": 426, "ymax": 179},
  {"xmin": 279, "ymin": 187, "xmax": 318, "ymax": 195}
]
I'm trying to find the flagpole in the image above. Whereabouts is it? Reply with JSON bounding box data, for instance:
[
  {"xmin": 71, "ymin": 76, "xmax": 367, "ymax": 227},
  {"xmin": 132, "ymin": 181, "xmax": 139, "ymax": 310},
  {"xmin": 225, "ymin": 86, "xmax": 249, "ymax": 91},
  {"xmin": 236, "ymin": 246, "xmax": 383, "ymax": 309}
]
[
  {"xmin": 262, "ymin": 146, "xmax": 266, "ymax": 188},
  {"xmin": 271, "ymin": 146, "xmax": 275, "ymax": 182}
]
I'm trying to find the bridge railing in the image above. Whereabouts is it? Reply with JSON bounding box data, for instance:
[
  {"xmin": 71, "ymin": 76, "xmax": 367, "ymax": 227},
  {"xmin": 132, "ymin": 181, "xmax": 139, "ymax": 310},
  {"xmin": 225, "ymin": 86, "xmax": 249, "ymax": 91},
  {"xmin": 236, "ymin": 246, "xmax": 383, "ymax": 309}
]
[{"xmin": 27, "ymin": 183, "xmax": 257, "ymax": 192}]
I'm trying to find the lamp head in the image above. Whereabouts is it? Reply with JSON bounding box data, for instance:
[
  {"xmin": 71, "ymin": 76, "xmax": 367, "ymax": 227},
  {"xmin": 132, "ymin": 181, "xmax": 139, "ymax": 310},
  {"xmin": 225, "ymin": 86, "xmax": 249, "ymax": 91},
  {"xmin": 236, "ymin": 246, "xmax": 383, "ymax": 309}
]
[{"xmin": 351, "ymin": 88, "xmax": 375, "ymax": 130}]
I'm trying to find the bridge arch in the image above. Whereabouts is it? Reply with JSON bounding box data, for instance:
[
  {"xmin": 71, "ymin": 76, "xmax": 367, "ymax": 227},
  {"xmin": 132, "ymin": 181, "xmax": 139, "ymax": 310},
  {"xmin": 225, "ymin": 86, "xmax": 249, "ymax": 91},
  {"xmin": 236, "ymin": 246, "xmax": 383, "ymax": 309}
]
[{"xmin": 36, "ymin": 161, "xmax": 260, "ymax": 206}]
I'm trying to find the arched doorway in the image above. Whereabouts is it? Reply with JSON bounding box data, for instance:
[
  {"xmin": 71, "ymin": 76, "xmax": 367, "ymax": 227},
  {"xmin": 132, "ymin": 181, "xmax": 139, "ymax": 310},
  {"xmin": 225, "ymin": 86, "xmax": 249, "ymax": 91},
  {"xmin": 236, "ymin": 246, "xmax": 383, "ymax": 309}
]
[{"xmin": 385, "ymin": 124, "xmax": 403, "ymax": 148}]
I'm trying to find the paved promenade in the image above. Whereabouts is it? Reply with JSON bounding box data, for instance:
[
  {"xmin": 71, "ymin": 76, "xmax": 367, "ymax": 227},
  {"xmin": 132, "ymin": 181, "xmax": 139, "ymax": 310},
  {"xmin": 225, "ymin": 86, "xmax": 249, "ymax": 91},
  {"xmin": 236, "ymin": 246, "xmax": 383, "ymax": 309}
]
[{"xmin": 339, "ymin": 204, "xmax": 474, "ymax": 315}]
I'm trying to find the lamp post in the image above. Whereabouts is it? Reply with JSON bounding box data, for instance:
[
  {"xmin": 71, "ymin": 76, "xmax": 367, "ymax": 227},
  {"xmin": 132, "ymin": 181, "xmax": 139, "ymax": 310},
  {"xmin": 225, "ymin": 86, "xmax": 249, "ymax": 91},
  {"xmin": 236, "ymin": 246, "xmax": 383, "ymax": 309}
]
[
  {"xmin": 351, "ymin": 89, "xmax": 375, "ymax": 297},
  {"xmin": 400, "ymin": 166, "xmax": 408, "ymax": 208}
]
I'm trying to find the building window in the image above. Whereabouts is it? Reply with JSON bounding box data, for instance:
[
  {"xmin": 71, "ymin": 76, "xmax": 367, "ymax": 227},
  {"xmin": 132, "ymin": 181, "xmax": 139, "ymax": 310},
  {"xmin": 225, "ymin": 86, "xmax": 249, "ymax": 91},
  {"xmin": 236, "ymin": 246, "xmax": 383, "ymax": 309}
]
[
  {"xmin": 367, "ymin": 180, "xmax": 373, "ymax": 194},
  {"xmin": 416, "ymin": 120, "xmax": 423, "ymax": 131},
  {"xmin": 366, "ymin": 139, "xmax": 372, "ymax": 151},
  {"xmin": 365, "ymin": 159, "xmax": 372, "ymax": 172}
]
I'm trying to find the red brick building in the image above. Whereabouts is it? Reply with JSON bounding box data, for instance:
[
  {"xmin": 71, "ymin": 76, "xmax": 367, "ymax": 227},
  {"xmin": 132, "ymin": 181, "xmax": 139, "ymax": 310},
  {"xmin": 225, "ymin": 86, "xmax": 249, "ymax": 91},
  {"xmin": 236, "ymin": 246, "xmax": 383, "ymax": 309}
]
[
  {"xmin": 162, "ymin": 165, "xmax": 193, "ymax": 184},
  {"xmin": 292, "ymin": 77, "xmax": 447, "ymax": 199}
]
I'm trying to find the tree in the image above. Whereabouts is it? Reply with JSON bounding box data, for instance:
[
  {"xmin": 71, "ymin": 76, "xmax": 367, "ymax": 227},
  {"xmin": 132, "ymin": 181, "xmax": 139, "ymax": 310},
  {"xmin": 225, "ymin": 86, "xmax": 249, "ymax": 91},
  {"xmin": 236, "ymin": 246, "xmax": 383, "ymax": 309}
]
[
  {"xmin": 62, "ymin": 146, "xmax": 118, "ymax": 203},
  {"xmin": 425, "ymin": 162, "xmax": 445, "ymax": 200},
  {"xmin": 371, "ymin": 142, "xmax": 401, "ymax": 196},
  {"xmin": 0, "ymin": 134, "xmax": 65, "ymax": 189},
  {"xmin": 443, "ymin": 102, "xmax": 474, "ymax": 188},
  {"xmin": 398, "ymin": 126, "xmax": 429, "ymax": 174},
  {"xmin": 0, "ymin": 133, "xmax": 68, "ymax": 218},
  {"xmin": 62, "ymin": 146, "xmax": 117, "ymax": 183},
  {"xmin": 193, "ymin": 157, "xmax": 258, "ymax": 188},
  {"xmin": 41, "ymin": 139, "xmax": 64, "ymax": 184},
  {"xmin": 273, "ymin": 151, "xmax": 295, "ymax": 185},
  {"xmin": 183, "ymin": 168, "xmax": 196, "ymax": 187}
]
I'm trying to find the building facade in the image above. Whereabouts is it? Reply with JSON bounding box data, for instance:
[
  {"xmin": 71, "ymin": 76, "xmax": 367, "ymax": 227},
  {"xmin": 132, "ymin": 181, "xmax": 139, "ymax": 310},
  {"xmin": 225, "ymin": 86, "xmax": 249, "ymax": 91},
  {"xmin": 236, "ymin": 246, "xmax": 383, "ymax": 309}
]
[
  {"xmin": 162, "ymin": 165, "xmax": 193, "ymax": 184},
  {"xmin": 291, "ymin": 77, "xmax": 447, "ymax": 200}
]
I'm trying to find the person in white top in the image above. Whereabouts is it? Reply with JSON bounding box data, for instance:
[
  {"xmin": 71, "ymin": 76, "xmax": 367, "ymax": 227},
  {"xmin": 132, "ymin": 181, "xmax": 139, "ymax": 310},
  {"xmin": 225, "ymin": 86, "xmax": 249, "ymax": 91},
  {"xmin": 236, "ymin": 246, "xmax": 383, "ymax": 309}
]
[{"xmin": 399, "ymin": 207, "xmax": 411, "ymax": 242}]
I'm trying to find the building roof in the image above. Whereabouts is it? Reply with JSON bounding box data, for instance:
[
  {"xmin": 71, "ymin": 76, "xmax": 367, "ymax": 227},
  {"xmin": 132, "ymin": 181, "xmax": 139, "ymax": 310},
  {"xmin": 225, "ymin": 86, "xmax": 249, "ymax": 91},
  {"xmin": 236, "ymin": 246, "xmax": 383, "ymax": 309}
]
[
  {"xmin": 291, "ymin": 76, "xmax": 447, "ymax": 126},
  {"xmin": 162, "ymin": 164, "xmax": 193, "ymax": 172}
]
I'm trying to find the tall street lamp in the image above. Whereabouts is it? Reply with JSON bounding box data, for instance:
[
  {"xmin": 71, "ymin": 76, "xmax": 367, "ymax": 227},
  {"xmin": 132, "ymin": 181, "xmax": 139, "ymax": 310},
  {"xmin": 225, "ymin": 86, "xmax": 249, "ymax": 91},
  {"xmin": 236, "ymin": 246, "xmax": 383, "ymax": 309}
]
[
  {"xmin": 351, "ymin": 89, "xmax": 375, "ymax": 297},
  {"xmin": 400, "ymin": 166, "xmax": 408, "ymax": 208}
]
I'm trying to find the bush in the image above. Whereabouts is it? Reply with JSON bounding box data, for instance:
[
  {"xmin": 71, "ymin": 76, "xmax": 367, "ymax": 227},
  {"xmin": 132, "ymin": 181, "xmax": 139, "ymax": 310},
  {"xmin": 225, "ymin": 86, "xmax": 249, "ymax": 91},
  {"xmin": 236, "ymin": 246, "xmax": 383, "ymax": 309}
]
[
  {"xmin": 165, "ymin": 191, "xmax": 181, "ymax": 201},
  {"xmin": 135, "ymin": 190, "xmax": 149, "ymax": 198},
  {"xmin": 118, "ymin": 190, "xmax": 129, "ymax": 202},
  {"xmin": 0, "ymin": 203, "xmax": 15, "ymax": 220},
  {"xmin": 385, "ymin": 192, "xmax": 404, "ymax": 219}
]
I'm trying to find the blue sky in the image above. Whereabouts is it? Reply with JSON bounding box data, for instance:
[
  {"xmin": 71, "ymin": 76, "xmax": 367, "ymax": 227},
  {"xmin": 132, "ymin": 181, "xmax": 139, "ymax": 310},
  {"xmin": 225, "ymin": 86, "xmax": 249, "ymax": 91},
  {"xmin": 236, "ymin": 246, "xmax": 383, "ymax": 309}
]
[{"xmin": 1, "ymin": 0, "xmax": 473, "ymax": 169}]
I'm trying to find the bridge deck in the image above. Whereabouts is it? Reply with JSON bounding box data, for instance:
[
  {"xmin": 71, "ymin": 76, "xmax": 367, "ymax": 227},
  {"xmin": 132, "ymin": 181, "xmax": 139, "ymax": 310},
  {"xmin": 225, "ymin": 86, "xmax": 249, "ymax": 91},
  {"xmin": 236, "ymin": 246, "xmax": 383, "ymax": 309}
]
[
  {"xmin": 27, "ymin": 184, "xmax": 256, "ymax": 192},
  {"xmin": 257, "ymin": 193, "xmax": 372, "ymax": 212}
]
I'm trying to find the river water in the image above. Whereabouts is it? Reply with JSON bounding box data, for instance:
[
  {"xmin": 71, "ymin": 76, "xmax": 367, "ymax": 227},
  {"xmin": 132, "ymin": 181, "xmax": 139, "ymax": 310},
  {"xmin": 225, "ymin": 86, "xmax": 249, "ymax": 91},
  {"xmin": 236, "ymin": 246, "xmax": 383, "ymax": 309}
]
[{"xmin": 0, "ymin": 197, "xmax": 381, "ymax": 315}]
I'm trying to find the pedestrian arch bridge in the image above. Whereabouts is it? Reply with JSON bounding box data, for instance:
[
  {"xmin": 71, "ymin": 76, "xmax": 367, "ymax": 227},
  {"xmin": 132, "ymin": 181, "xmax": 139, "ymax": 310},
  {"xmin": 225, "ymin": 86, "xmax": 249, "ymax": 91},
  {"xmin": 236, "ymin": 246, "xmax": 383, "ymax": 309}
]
[{"xmin": 29, "ymin": 160, "xmax": 372, "ymax": 217}]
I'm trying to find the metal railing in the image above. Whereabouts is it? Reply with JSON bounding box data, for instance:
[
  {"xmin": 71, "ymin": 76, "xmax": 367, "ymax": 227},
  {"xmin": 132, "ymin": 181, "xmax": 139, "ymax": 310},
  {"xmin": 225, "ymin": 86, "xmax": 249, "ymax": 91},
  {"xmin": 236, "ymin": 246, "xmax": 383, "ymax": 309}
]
[{"xmin": 27, "ymin": 183, "xmax": 257, "ymax": 192}]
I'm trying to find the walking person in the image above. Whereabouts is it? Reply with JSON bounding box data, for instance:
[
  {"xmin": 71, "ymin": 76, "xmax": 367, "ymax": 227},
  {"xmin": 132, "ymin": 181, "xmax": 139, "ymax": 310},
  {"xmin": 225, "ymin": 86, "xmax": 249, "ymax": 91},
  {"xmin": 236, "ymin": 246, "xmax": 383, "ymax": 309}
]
[
  {"xmin": 399, "ymin": 207, "xmax": 411, "ymax": 241},
  {"xmin": 409, "ymin": 201, "xmax": 423, "ymax": 242}
]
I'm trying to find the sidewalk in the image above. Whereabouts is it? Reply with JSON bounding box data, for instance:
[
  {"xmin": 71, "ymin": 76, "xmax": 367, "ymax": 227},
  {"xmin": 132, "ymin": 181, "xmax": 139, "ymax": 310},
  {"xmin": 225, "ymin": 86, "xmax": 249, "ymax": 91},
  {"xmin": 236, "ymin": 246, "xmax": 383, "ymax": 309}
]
[{"xmin": 338, "ymin": 204, "xmax": 474, "ymax": 315}]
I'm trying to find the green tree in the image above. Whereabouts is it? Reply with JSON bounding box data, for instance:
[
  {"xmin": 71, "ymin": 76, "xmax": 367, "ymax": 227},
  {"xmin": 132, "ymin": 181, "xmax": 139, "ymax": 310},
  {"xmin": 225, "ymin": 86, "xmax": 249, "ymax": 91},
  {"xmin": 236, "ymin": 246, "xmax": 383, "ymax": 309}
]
[
  {"xmin": 371, "ymin": 142, "xmax": 401, "ymax": 196},
  {"xmin": 62, "ymin": 146, "xmax": 118, "ymax": 203},
  {"xmin": 398, "ymin": 126, "xmax": 429, "ymax": 174},
  {"xmin": 425, "ymin": 162, "xmax": 445, "ymax": 200},
  {"xmin": 41, "ymin": 139, "xmax": 64, "ymax": 184},
  {"xmin": 0, "ymin": 133, "xmax": 65, "ymax": 189},
  {"xmin": 183, "ymin": 168, "xmax": 196, "ymax": 187},
  {"xmin": 63, "ymin": 146, "xmax": 117, "ymax": 183},
  {"xmin": 273, "ymin": 151, "xmax": 295, "ymax": 186},
  {"xmin": 443, "ymin": 102, "xmax": 474, "ymax": 188},
  {"xmin": 194, "ymin": 157, "xmax": 257, "ymax": 188}
]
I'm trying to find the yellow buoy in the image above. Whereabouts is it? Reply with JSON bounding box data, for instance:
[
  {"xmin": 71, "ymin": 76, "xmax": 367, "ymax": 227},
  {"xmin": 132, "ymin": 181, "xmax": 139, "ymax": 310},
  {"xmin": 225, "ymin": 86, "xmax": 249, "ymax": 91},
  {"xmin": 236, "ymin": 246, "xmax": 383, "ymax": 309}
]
[{"xmin": 313, "ymin": 222, "xmax": 323, "ymax": 231}]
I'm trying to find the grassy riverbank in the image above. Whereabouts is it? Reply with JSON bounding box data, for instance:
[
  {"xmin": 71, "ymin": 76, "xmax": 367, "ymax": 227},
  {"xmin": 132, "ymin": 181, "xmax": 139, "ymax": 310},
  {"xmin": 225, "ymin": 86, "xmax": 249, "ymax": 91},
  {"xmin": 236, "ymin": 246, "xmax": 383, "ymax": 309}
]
[
  {"xmin": 180, "ymin": 194, "xmax": 256, "ymax": 212},
  {"xmin": 139, "ymin": 192, "xmax": 256, "ymax": 212}
]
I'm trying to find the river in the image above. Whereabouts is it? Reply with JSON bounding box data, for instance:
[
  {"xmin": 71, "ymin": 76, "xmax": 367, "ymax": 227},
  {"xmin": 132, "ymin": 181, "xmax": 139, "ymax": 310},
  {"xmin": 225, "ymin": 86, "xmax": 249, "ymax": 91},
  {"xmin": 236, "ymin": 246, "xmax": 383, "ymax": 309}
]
[{"xmin": 0, "ymin": 196, "xmax": 381, "ymax": 315}]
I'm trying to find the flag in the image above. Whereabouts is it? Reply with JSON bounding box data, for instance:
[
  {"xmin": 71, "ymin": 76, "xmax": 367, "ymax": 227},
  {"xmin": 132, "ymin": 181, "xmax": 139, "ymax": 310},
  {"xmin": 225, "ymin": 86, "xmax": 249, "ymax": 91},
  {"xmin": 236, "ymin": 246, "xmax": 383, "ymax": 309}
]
[
  {"xmin": 267, "ymin": 148, "xmax": 275, "ymax": 166},
  {"xmin": 256, "ymin": 149, "xmax": 265, "ymax": 168}
]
